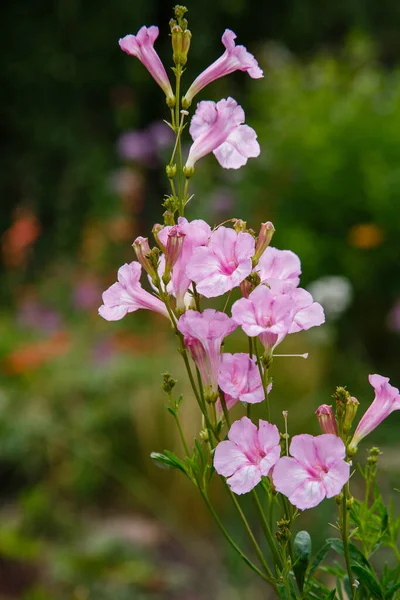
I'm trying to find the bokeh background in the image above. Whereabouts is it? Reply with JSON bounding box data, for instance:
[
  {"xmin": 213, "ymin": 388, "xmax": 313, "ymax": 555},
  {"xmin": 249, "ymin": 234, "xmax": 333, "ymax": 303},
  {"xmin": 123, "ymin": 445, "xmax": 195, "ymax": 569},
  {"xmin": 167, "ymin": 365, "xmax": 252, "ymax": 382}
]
[{"xmin": 1, "ymin": 1, "xmax": 400, "ymax": 598}]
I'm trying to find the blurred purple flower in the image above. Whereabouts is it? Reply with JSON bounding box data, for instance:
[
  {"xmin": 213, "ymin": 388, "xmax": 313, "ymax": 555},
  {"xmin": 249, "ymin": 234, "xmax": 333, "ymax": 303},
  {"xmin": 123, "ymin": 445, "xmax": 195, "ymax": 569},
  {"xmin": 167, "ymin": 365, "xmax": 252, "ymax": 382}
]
[
  {"xmin": 91, "ymin": 337, "xmax": 116, "ymax": 366},
  {"xmin": 117, "ymin": 121, "xmax": 173, "ymax": 165},
  {"xmin": 17, "ymin": 300, "xmax": 62, "ymax": 333},
  {"xmin": 73, "ymin": 279, "xmax": 102, "ymax": 311}
]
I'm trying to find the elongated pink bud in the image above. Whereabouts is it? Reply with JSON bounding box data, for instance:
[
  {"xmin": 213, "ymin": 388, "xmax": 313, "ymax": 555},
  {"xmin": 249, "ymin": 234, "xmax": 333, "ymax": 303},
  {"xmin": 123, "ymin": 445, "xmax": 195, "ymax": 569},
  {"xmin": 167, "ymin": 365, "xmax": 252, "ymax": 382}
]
[
  {"xmin": 163, "ymin": 226, "xmax": 186, "ymax": 285},
  {"xmin": 253, "ymin": 221, "xmax": 275, "ymax": 266},
  {"xmin": 315, "ymin": 404, "xmax": 338, "ymax": 435},
  {"xmin": 132, "ymin": 236, "xmax": 155, "ymax": 277}
]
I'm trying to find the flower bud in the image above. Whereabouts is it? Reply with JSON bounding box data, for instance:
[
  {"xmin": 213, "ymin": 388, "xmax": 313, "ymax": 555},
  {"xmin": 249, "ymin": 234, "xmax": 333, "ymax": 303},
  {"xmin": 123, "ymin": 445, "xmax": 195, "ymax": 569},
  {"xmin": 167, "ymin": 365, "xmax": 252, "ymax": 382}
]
[
  {"xmin": 152, "ymin": 223, "xmax": 166, "ymax": 252},
  {"xmin": 132, "ymin": 236, "xmax": 156, "ymax": 277},
  {"xmin": 253, "ymin": 221, "xmax": 275, "ymax": 266},
  {"xmin": 343, "ymin": 396, "xmax": 360, "ymax": 434},
  {"xmin": 166, "ymin": 164, "xmax": 177, "ymax": 179},
  {"xmin": 315, "ymin": 404, "xmax": 338, "ymax": 435},
  {"xmin": 171, "ymin": 25, "xmax": 192, "ymax": 66},
  {"xmin": 334, "ymin": 386, "xmax": 350, "ymax": 421},
  {"xmin": 163, "ymin": 226, "xmax": 185, "ymax": 285},
  {"xmin": 183, "ymin": 165, "xmax": 194, "ymax": 178},
  {"xmin": 162, "ymin": 372, "xmax": 177, "ymax": 393},
  {"xmin": 240, "ymin": 279, "xmax": 253, "ymax": 298},
  {"xmin": 233, "ymin": 218, "xmax": 247, "ymax": 233},
  {"xmin": 163, "ymin": 211, "xmax": 175, "ymax": 226},
  {"xmin": 199, "ymin": 429, "xmax": 209, "ymax": 442}
]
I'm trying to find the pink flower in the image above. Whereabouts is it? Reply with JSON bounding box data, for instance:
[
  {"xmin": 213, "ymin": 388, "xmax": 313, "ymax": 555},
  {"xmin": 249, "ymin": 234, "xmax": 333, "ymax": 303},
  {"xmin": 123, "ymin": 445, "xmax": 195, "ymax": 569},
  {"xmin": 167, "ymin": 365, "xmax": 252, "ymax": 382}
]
[
  {"xmin": 185, "ymin": 98, "xmax": 260, "ymax": 171},
  {"xmin": 315, "ymin": 405, "xmax": 338, "ymax": 435},
  {"xmin": 184, "ymin": 29, "xmax": 263, "ymax": 104},
  {"xmin": 157, "ymin": 217, "xmax": 211, "ymax": 309},
  {"xmin": 256, "ymin": 247, "xmax": 302, "ymax": 287},
  {"xmin": 119, "ymin": 27, "xmax": 174, "ymax": 103},
  {"xmin": 214, "ymin": 417, "xmax": 281, "ymax": 495},
  {"xmin": 348, "ymin": 374, "xmax": 400, "ymax": 453},
  {"xmin": 231, "ymin": 285, "xmax": 295, "ymax": 352},
  {"xmin": 186, "ymin": 226, "xmax": 255, "ymax": 297},
  {"xmin": 98, "ymin": 262, "xmax": 168, "ymax": 321},
  {"xmin": 217, "ymin": 353, "xmax": 266, "ymax": 411},
  {"xmin": 272, "ymin": 434, "xmax": 350, "ymax": 510},
  {"xmin": 269, "ymin": 283, "xmax": 325, "ymax": 334},
  {"xmin": 177, "ymin": 309, "xmax": 237, "ymax": 398}
]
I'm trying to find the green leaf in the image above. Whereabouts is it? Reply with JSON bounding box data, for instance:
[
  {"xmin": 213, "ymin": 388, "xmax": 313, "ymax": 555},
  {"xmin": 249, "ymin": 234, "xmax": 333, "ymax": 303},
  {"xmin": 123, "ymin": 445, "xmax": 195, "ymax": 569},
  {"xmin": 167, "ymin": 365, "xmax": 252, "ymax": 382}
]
[
  {"xmin": 352, "ymin": 565, "xmax": 384, "ymax": 599},
  {"xmin": 294, "ymin": 530, "xmax": 312, "ymax": 561},
  {"xmin": 385, "ymin": 582, "xmax": 400, "ymax": 599},
  {"xmin": 327, "ymin": 589, "xmax": 337, "ymax": 600},
  {"xmin": 293, "ymin": 530, "xmax": 312, "ymax": 591},
  {"xmin": 308, "ymin": 540, "xmax": 332, "ymax": 579},
  {"xmin": 150, "ymin": 451, "xmax": 188, "ymax": 475}
]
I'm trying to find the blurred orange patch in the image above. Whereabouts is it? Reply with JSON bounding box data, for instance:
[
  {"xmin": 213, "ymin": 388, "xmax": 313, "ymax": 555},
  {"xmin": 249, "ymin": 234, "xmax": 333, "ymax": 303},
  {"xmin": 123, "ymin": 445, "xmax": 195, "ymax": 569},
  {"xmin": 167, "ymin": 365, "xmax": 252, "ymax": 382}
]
[
  {"xmin": 2, "ymin": 208, "xmax": 41, "ymax": 268},
  {"xmin": 3, "ymin": 332, "xmax": 71, "ymax": 375},
  {"xmin": 348, "ymin": 223, "xmax": 384, "ymax": 249}
]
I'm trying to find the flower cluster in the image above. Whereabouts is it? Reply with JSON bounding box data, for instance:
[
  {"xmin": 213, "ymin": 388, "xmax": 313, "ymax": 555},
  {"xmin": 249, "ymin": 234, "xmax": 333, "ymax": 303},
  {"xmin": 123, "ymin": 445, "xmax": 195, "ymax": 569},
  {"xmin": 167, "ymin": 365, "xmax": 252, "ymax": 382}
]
[{"xmin": 99, "ymin": 14, "xmax": 400, "ymax": 594}]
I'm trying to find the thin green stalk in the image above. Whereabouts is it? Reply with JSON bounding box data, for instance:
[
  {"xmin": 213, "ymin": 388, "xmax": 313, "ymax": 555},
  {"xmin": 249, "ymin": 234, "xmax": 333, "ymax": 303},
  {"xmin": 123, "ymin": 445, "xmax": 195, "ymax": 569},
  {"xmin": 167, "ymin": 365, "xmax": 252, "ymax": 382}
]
[
  {"xmin": 226, "ymin": 486, "xmax": 275, "ymax": 583},
  {"xmin": 252, "ymin": 489, "xmax": 283, "ymax": 571},
  {"xmin": 341, "ymin": 482, "xmax": 356, "ymax": 599},
  {"xmin": 254, "ymin": 339, "xmax": 271, "ymax": 421},
  {"xmin": 173, "ymin": 412, "xmax": 190, "ymax": 456},
  {"xmin": 219, "ymin": 391, "xmax": 231, "ymax": 429},
  {"xmin": 198, "ymin": 486, "xmax": 277, "ymax": 589}
]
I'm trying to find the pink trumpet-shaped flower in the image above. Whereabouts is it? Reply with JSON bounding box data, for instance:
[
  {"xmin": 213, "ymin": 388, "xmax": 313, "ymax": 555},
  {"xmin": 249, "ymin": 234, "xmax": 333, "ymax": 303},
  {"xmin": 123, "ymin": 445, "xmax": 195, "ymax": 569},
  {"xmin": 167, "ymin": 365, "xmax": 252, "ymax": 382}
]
[
  {"xmin": 231, "ymin": 284, "xmax": 294, "ymax": 352},
  {"xmin": 315, "ymin": 405, "xmax": 338, "ymax": 435},
  {"xmin": 217, "ymin": 353, "xmax": 267, "ymax": 411},
  {"xmin": 177, "ymin": 309, "xmax": 237, "ymax": 398},
  {"xmin": 348, "ymin": 374, "xmax": 400, "ymax": 453},
  {"xmin": 184, "ymin": 29, "xmax": 263, "ymax": 104},
  {"xmin": 272, "ymin": 434, "xmax": 350, "ymax": 510},
  {"xmin": 256, "ymin": 247, "xmax": 302, "ymax": 287},
  {"xmin": 157, "ymin": 217, "xmax": 211, "ymax": 309},
  {"xmin": 185, "ymin": 98, "xmax": 260, "ymax": 170},
  {"xmin": 186, "ymin": 226, "xmax": 255, "ymax": 297},
  {"xmin": 272, "ymin": 283, "xmax": 325, "ymax": 334},
  {"xmin": 214, "ymin": 417, "xmax": 281, "ymax": 495},
  {"xmin": 98, "ymin": 262, "xmax": 168, "ymax": 321},
  {"xmin": 119, "ymin": 26, "xmax": 174, "ymax": 103}
]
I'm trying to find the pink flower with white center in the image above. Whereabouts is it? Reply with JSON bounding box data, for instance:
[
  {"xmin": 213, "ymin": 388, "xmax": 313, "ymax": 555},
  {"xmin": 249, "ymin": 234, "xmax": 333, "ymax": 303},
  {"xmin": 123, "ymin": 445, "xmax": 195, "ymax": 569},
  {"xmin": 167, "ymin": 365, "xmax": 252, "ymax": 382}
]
[
  {"xmin": 119, "ymin": 26, "xmax": 174, "ymax": 103},
  {"xmin": 158, "ymin": 217, "xmax": 211, "ymax": 309},
  {"xmin": 183, "ymin": 29, "xmax": 263, "ymax": 105},
  {"xmin": 186, "ymin": 226, "xmax": 255, "ymax": 298},
  {"xmin": 214, "ymin": 417, "xmax": 281, "ymax": 495},
  {"xmin": 348, "ymin": 374, "xmax": 400, "ymax": 454},
  {"xmin": 315, "ymin": 405, "xmax": 338, "ymax": 435},
  {"xmin": 217, "ymin": 353, "xmax": 267, "ymax": 412},
  {"xmin": 256, "ymin": 247, "xmax": 302, "ymax": 287},
  {"xmin": 272, "ymin": 434, "xmax": 350, "ymax": 510},
  {"xmin": 185, "ymin": 98, "xmax": 260, "ymax": 171},
  {"xmin": 177, "ymin": 309, "xmax": 237, "ymax": 398},
  {"xmin": 98, "ymin": 262, "xmax": 168, "ymax": 321},
  {"xmin": 231, "ymin": 285, "xmax": 295, "ymax": 352},
  {"xmin": 267, "ymin": 281, "xmax": 325, "ymax": 334}
]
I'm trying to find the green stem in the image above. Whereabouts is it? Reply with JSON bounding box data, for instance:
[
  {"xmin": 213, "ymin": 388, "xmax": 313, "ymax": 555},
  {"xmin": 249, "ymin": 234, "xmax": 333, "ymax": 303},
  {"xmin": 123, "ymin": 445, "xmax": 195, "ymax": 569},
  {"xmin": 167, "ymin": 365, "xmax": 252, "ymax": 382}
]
[
  {"xmin": 174, "ymin": 65, "xmax": 184, "ymax": 216},
  {"xmin": 252, "ymin": 489, "xmax": 283, "ymax": 571},
  {"xmin": 198, "ymin": 486, "xmax": 277, "ymax": 589},
  {"xmin": 341, "ymin": 483, "xmax": 356, "ymax": 599},
  {"xmin": 219, "ymin": 391, "xmax": 231, "ymax": 429},
  {"xmin": 226, "ymin": 486, "xmax": 275, "ymax": 582},
  {"xmin": 254, "ymin": 339, "xmax": 271, "ymax": 421},
  {"xmin": 174, "ymin": 412, "xmax": 190, "ymax": 456}
]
